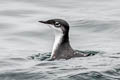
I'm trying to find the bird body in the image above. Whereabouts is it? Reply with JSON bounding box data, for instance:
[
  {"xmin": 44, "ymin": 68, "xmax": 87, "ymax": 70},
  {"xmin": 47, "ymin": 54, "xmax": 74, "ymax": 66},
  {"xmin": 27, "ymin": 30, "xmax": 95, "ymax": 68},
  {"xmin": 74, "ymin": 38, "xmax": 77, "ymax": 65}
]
[{"xmin": 38, "ymin": 19, "xmax": 87, "ymax": 60}]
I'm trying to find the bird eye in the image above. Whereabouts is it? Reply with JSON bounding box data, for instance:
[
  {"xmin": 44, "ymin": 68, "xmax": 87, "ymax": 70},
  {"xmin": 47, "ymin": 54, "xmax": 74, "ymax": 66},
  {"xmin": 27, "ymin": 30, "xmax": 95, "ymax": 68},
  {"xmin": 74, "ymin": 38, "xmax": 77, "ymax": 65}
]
[{"xmin": 55, "ymin": 22, "xmax": 61, "ymax": 27}]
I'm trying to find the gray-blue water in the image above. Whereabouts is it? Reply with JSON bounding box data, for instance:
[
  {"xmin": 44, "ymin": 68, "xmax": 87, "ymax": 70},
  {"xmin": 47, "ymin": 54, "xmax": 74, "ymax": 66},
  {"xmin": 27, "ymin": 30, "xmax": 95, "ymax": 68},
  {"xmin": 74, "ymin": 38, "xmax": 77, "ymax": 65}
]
[{"xmin": 0, "ymin": 0, "xmax": 120, "ymax": 80}]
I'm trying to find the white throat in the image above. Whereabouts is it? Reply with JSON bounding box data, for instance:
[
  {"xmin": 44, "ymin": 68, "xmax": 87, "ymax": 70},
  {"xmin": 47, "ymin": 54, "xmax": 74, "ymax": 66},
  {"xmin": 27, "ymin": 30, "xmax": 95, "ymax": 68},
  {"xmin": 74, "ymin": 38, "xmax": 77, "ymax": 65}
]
[{"xmin": 50, "ymin": 25, "xmax": 63, "ymax": 58}]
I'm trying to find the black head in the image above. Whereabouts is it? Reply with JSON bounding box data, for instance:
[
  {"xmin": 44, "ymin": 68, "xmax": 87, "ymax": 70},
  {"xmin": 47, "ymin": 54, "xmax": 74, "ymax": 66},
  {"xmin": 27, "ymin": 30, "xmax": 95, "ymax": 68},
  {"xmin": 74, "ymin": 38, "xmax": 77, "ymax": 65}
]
[{"xmin": 38, "ymin": 19, "xmax": 70, "ymax": 34}]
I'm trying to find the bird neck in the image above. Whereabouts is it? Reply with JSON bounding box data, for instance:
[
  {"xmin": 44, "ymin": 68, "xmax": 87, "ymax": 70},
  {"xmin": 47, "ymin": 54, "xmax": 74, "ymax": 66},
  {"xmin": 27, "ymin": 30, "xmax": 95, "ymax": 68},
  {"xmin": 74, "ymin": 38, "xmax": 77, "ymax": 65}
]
[
  {"xmin": 52, "ymin": 31, "xmax": 67, "ymax": 53},
  {"xmin": 54, "ymin": 32, "xmax": 69, "ymax": 46},
  {"xmin": 51, "ymin": 31, "xmax": 73, "ymax": 59}
]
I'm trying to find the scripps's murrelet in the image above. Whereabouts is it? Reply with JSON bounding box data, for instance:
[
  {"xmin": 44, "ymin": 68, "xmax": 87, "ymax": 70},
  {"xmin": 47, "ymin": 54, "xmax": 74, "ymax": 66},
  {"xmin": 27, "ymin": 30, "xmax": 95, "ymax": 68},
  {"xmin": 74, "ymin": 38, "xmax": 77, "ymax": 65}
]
[{"xmin": 38, "ymin": 19, "xmax": 86, "ymax": 60}]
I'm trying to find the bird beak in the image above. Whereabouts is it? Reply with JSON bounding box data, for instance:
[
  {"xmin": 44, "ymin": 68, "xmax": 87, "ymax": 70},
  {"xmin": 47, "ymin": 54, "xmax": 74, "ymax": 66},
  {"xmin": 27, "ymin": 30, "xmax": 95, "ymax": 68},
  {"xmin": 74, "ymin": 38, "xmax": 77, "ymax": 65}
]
[{"xmin": 38, "ymin": 21, "xmax": 47, "ymax": 24}]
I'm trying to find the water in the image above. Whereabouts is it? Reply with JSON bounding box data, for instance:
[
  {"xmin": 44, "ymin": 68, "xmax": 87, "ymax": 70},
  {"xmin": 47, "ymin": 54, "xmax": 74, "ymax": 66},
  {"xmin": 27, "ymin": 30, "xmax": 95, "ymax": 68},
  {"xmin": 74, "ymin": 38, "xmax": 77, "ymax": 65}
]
[{"xmin": 0, "ymin": 0, "xmax": 120, "ymax": 80}]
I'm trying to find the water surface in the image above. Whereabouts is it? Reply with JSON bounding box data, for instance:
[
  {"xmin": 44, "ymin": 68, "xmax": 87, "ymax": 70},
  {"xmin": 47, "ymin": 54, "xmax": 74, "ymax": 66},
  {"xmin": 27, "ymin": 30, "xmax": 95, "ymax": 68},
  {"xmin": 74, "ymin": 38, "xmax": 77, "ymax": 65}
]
[{"xmin": 0, "ymin": 0, "xmax": 120, "ymax": 80}]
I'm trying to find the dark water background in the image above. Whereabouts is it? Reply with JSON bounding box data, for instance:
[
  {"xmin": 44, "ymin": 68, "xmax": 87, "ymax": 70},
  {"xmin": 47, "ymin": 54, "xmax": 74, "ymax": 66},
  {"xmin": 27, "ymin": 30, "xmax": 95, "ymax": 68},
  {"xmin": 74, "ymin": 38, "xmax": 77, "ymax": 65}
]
[{"xmin": 0, "ymin": 0, "xmax": 120, "ymax": 80}]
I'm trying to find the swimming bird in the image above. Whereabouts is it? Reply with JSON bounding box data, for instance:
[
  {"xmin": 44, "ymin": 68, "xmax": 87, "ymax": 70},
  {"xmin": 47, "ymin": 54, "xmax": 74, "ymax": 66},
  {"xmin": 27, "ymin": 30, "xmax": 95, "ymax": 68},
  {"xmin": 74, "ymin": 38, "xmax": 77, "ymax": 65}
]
[{"xmin": 38, "ymin": 19, "xmax": 89, "ymax": 60}]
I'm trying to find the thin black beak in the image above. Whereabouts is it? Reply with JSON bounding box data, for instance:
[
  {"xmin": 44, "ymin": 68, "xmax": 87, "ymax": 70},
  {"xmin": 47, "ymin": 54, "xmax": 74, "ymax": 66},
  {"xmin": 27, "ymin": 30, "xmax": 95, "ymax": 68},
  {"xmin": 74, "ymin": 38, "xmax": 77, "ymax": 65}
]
[{"xmin": 38, "ymin": 21, "xmax": 47, "ymax": 24}]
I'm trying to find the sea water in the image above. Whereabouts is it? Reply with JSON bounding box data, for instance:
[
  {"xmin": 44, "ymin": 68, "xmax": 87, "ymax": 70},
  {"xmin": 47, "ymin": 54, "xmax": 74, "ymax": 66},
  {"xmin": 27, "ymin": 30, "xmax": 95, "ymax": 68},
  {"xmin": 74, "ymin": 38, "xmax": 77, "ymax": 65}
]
[{"xmin": 0, "ymin": 0, "xmax": 120, "ymax": 80}]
